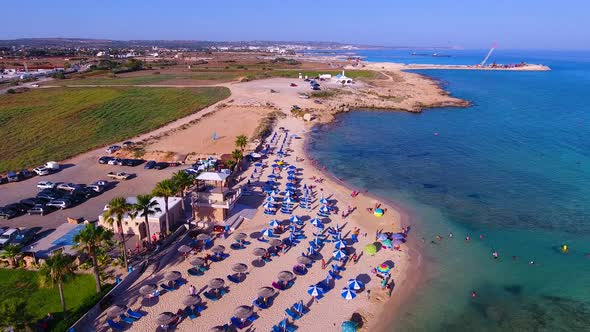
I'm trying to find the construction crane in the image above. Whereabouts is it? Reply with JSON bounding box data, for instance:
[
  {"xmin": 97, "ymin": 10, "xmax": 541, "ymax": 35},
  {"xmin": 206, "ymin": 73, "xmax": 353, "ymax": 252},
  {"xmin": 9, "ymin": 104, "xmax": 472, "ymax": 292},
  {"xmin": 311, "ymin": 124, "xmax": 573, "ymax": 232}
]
[{"xmin": 480, "ymin": 42, "xmax": 497, "ymax": 66}]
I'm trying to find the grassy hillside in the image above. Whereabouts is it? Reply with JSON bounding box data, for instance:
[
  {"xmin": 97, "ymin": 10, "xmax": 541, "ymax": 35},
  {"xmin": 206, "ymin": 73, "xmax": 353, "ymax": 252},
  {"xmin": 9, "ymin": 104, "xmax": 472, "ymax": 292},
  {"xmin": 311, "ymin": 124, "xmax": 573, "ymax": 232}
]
[{"xmin": 0, "ymin": 86, "xmax": 230, "ymax": 172}]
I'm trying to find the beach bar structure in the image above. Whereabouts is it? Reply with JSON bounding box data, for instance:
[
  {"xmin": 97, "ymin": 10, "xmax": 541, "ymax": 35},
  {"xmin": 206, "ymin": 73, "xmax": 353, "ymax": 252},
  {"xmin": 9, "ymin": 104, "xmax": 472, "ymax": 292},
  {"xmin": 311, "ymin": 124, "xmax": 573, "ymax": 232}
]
[
  {"xmin": 191, "ymin": 172, "xmax": 242, "ymax": 223},
  {"xmin": 98, "ymin": 196, "xmax": 183, "ymax": 239}
]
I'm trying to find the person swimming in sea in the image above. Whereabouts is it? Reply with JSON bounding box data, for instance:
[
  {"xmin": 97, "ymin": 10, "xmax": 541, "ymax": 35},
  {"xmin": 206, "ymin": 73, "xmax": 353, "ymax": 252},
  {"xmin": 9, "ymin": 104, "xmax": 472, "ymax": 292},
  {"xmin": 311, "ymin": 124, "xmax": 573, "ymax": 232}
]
[
  {"xmin": 465, "ymin": 235, "xmax": 471, "ymax": 242},
  {"xmin": 492, "ymin": 250, "xmax": 499, "ymax": 259}
]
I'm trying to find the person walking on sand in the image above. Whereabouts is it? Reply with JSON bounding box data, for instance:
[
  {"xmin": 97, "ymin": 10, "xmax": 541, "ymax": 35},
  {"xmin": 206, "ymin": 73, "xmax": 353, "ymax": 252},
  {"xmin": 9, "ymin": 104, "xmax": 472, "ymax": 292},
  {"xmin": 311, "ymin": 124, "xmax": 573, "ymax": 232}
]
[
  {"xmin": 366, "ymin": 289, "xmax": 371, "ymax": 300},
  {"xmin": 321, "ymin": 258, "xmax": 327, "ymax": 269},
  {"xmin": 492, "ymin": 250, "xmax": 499, "ymax": 259}
]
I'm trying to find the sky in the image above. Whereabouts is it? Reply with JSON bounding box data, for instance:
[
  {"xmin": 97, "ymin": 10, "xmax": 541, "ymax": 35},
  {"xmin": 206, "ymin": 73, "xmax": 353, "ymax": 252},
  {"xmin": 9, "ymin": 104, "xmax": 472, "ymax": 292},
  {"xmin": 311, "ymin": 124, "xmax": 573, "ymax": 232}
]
[{"xmin": 2, "ymin": 0, "xmax": 589, "ymax": 49}]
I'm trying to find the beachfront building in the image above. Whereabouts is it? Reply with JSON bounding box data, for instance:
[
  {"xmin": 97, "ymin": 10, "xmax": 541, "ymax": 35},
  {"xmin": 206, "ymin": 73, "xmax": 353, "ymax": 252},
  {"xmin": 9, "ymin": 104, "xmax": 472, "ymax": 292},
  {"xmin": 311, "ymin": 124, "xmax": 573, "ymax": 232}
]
[
  {"xmin": 98, "ymin": 196, "xmax": 183, "ymax": 239},
  {"xmin": 191, "ymin": 172, "xmax": 242, "ymax": 223},
  {"xmin": 332, "ymin": 70, "xmax": 353, "ymax": 84}
]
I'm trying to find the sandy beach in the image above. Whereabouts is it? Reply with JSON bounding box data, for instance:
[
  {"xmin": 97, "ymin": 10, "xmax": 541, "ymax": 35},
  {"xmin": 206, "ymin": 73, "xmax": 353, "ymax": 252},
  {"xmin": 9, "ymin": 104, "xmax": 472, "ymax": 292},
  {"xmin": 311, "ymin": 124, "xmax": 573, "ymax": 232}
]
[{"xmin": 88, "ymin": 68, "xmax": 446, "ymax": 331}]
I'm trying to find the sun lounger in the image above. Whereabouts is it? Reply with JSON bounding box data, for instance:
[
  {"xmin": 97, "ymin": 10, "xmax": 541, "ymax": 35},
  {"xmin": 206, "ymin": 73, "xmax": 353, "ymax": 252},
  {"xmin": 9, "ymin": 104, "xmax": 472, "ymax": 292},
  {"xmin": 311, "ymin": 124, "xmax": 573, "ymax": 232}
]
[
  {"xmin": 272, "ymin": 281, "xmax": 283, "ymax": 290},
  {"xmin": 227, "ymin": 274, "xmax": 241, "ymax": 283},
  {"xmin": 285, "ymin": 308, "xmax": 301, "ymax": 320},
  {"xmin": 126, "ymin": 309, "xmax": 144, "ymax": 319},
  {"xmin": 195, "ymin": 304, "xmax": 204, "ymax": 313},
  {"xmin": 188, "ymin": 268, "xmax": 203, "ymax": 276},
  {"xmin": 257, "ymin": 238, "xmax": 269, "ymax": 243},
  {"xmin": 230, "ymin": 316, "xmax": 245, "ymax": 329},
  {"xmin": 329, "ymin": 270, "xmax": 342, "ymax": 280},
  {"xmin": 184, "ymin": 306, "xmax": 197, "ymax": 320},
  {"xmin": 160, "ymin": 283, "xmax": 175, "ymax": 292},
  {"xmin": 119, "ymin": 314, "xmax": 136, "ymax": 324},
  {"xmin": 203, "ymin": 291, "xmax": 219, "ymax": 301},
  {"xmin": 175, "ymin": 279, "xmax": 186, "ymax": 287},
  {"xmin": 199, "ymin": 266, "xmax": 208, "ymax": 273},
  {"xmin": 253, "ymin": 298, "xmax": 268, "ymax": 309},
  {"xmin": 107, "ymin": 319, "xmax": 124, "ymax": 331}
]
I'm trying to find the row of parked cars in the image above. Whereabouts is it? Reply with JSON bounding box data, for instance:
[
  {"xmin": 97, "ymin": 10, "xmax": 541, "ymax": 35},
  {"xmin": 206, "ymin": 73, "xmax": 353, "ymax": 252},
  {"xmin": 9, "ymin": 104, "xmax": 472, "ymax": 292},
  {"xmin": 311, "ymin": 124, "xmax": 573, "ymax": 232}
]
[
  {"xmin": 97, "ymin": 156, "xmax": 170, "ymax": 170},
  {"xmin": 0, "ymin": 162, "xmax": 60, "ymax": 185},
  {"xmin": 0, "ymin": 180, "xmax": 109, "ymax": 219}
]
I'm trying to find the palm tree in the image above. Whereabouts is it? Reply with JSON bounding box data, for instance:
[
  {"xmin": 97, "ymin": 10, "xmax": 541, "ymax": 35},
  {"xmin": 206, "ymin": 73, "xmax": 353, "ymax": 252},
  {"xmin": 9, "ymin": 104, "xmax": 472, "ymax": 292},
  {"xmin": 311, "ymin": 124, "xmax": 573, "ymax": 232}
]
[
  {"xmin": 103, "ymin": 196, "xmax": 132, "ymax": 271},
  {"xmin": 172, "ymin": 171, "xmax": 194, "ymax": 212},
  {"xmin": 235, "ymin": 134, "xmax": 248, "ymax": 152},
  {"xmin": 152, "ymin": 179, "xmax": 177, "ymax": 234},
  {"xmin": 73, "ymin": 224, "xmax": 113, "ymax": 293},
  {"xmin": 1, "ymin": 244, "xmax": 21, "ymax": 267},
  {"xmin": 232, "ymin": 149, "xmax": 244, "ymax": 171},
  {"xmin": 134, "ymin": 194, "xmax": 161, "ymax": 246},
  {"xmin": 38, "ymin": 250, "xmax": 75, "ymax": 316}
]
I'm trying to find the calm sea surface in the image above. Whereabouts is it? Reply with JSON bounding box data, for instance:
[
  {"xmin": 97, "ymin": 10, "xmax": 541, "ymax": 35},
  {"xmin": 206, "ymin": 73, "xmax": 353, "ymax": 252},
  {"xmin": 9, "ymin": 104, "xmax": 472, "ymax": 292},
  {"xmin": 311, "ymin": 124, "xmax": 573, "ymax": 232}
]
[{"xmin": 307, "ymin": 50, "xmax": 590, "ymax": 331}]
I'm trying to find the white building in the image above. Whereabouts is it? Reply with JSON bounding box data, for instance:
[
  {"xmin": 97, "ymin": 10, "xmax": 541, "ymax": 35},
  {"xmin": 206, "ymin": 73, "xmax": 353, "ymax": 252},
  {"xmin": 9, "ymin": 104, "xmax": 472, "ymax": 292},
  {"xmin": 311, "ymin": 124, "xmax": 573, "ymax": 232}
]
[
  {"xmin": 332, "ymin": 70, "xmax": 353, "ymax": 85},
  {"xmin": 98, "ymin": 196, "xmax": 183, "ymax": 239}
]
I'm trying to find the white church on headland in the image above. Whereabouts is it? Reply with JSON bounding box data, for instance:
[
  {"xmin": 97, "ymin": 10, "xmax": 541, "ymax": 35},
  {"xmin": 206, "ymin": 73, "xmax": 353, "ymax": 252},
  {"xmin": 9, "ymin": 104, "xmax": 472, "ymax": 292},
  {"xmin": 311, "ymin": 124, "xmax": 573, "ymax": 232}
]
[{"xmin": 332, "ymin": 70, "xmax": 353, "ymax": 85}]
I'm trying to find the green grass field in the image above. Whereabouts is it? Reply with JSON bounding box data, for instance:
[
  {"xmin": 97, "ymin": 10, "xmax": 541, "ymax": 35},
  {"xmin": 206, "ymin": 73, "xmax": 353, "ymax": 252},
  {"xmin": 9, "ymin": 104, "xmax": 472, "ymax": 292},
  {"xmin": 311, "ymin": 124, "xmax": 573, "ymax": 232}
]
[
  {"xmin": 0, "ymin": 269, "xmax": 95, "ymax": 326},
  {"xmin": 55, "ymin": 69, "xmax": 379, "ymax": 86},
  {"xmin": 55, "ymin": 73, "xmax": 177, "ymax": 85},
  {"xmin": 0, "ymin": 86, "xmax": 230, "ymax": 172}
]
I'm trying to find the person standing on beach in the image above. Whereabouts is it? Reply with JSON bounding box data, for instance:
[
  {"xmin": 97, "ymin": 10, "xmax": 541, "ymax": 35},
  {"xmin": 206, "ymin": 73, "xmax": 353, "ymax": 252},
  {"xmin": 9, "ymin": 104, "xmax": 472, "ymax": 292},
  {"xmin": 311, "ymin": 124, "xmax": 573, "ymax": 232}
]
[
  {"xmin": 366, "ymin": 289, "xmax": 371, "ymax": 300},
  {"xmin": 321, "ymin": 258, "xmax": 326, "ymax": 269}
]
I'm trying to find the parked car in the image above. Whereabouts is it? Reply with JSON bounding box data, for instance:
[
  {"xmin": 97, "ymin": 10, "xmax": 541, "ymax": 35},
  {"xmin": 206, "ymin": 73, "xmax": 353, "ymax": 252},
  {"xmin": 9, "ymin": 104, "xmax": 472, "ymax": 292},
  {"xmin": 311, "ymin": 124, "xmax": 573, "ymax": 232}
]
[
  {"xmin": 0, "ymin": 229, "xmax": 19, "ymax": 247},
  {"xmin": 144, "ymin": 160, "xmax": 156, "ymax": 169},
  {"xmin": 0, "ymin": 227, "xmax": 8, "ymax": 236},
  {"xmin": 56, "ymin": 183, "xmax": 79, "ymax": 192},
  {"xmin": 37, "ymin": 181, "xmax": 57, "ymax": 190},
  {"xmin": 18, "ymin": 169, "xmax": 35, "ymax": 180},
  {"xmin": 4, "ymin": 203, "xmax": 28, "ymax": 214},
  {"xmin": 33, "ymin": 166, "xmax": 51, "ymax": 176},
  {"xmin": 46, "ymin": 199, "xmax": 72, "ymax": 209},
  {"xmin": 36, "ymin": 188, "xmax": 63, "ymax": 201},
  {"xmin": 79, "ymin": 187, "xmax": 99, "ymax": 198},
  {"xmin": 0, "ymin": 176, "xmax": 5, "ymax": 184},
  {"xmin": 43, "ymin": 161, "xmax": 60, "ymax": 171},
  {"xmin": 153, "ymin": 162, "xmax": 169, "ymax": 170},
  {"xmin": 122, "ymin": 141, "xmax": 134, "ymax": 148},
  {"xmin": 108, "ymin": 158, "xmax": 123, "ymax": 166},
  {"xmin": 106, "ymin": 145, "xmax": 121, "ymax": 154},
  {"xmin": 107, "ymin": 172, "xmax": 132, "ymax": 180},
  {"xmin": 27, "ymin": 204, "xmax": 52, "ymax": 216},
  {"xmin": 92, "ymin": 180, "xmax": 108, "ymax": 187},
  {"xmin": 6, "ymin": 171, "xmax": 19, "ymax": 182},
  {"xmin": 98, "ymin": 156, "xmax": 113, "ymax": 164},
  {"xmin": 290, "ymin": 83, "xmax": 297, "ymax": 87},
  {"xmin": 0, "ymin": 208, "xmax": 18, "ymax": 220},
  {"xmin": 20, "ymin": 197, "xmax": 45, "ymax": 208},
  {"xmin": 122, "ymin": 159, "xmax": 143, "ymax": 167},
  {"xmin": 86, "ymin": 183, "xmax": 104, "ymax": 193}
]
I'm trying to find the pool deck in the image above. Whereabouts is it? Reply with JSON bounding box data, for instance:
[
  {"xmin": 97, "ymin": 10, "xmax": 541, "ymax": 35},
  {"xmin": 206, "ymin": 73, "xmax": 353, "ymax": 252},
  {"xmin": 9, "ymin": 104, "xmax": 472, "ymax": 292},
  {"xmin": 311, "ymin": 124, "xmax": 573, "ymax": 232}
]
[{"xmin": 27, "ymin": 222, "xmax": 84, "ymax": 258}]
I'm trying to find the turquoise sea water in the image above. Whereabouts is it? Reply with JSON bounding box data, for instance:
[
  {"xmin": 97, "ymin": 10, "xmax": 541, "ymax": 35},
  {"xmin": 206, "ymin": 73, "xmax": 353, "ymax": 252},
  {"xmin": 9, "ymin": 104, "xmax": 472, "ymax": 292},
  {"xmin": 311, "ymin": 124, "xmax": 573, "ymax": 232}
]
[{"xmin": 307, "ymin": 50, "xmax": 590, "ymax": 331}]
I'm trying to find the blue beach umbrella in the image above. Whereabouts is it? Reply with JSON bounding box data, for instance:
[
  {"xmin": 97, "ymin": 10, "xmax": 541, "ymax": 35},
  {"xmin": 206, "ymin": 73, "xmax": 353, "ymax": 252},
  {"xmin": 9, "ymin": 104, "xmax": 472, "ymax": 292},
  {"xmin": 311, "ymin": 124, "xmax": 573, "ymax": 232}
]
[
  {"xmin": 310, "ymin": 218, "xmax": 322, "ymax": 227},
  {"xmin": 271, "ymin": 163, "xmax": 279, "ymax": 168},
  {"xmin": 347, "ymin": 279, "xmax": 364, "ymax": 290},
  {"xmin": 287, "ymin": 170, "xmax": 295, "ymax": 175},
  {"xmin": 307, "ymin": 285, "xmax": 324, "ymax": 297},
  {"xmin": 274, "ymin": 159, "xmax": 281, "ymax": 163},
  {"xmin": 286, "ymin": 183, "xmax": 294, "ymax": 188},
  {"xmin": 263, "ymin": 202, "xmax": 274, "ymax": 209},
  {"xmin": 268, "ymin": 174, "xmax": 277, "ymax": 180},
  {"xmin": 334, "ymin": 240, "xmax": 346, "ymax": 249},
  {"xmin": 254, "ymin": 162, "xmax": 262, "ymax": 167},
  {"xmin": 307, "ymin": 246, "xmax": 315, "ymax": 255},
  {"xmin": 378, "ymin": 233, "xmax": 388, "ymax": 241},
  {"xmin": 319, "ymin": 205, "xmax": 330, "ymax": 213},
  {"xmin": 279, "ymin": 317, "xmax": 288, "ymax": 329},
  {"xmin": 272, "ymin": 189, "xmax": 281, "ymax": 196},
  {"xmin": 266, "ymin": 180, "xmax": 276, "ymax": 186},
  {"xmin": 319, "ymin": 197, "xmax": 329, "ymax": 205},
  {"xmin": 269, "ymin": 219, "xmax": 281, "ymax": 227},
  {"xmin": 333, "ymin": 249, "xmax": 347, "ymax": 260},
  {"xmin": 266, "ymin": 196, "xmax": 277, "ymax": 203},
  {"xmin": 284, "ymin": 197, "xmax": 296, "ymax": 204},
  {"xmin": 290, "ymin": 215, "xmax": 301, "ymax": 223},
  {"xmin": 261, "ymin": 228, "xmax": 274, "ymax": 237},
  {"xmin": 287, "ymin": 175, "xmax": 296, "ymax": 181},
  {"xmin": 288, "ymin": 165, "xmax": 297, "ymax": 170},
  {"xmin": 293, "ymin": 300, "xmax": 304, "ymax": 314},
  {"xmin": 341, "ymin": 288, "xmax": 356, "ymax": 300}
]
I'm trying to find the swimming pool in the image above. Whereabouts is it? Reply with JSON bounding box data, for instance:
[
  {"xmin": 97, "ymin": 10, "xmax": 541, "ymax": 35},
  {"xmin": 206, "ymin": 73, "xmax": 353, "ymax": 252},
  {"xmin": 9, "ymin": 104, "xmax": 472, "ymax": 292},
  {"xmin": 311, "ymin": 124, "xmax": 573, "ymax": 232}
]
[{"xmin": 51, "ymin": 224, "xmax": 85, "ymax": 247}]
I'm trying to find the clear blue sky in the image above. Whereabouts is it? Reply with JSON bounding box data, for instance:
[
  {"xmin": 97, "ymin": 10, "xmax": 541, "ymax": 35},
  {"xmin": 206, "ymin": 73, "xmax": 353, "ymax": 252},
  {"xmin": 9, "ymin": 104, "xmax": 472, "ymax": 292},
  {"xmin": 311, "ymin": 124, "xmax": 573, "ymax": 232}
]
[{"xmin": 3, "ymin": 0, "xmax": 589, "ymax": 49}]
